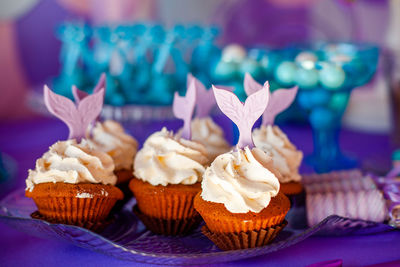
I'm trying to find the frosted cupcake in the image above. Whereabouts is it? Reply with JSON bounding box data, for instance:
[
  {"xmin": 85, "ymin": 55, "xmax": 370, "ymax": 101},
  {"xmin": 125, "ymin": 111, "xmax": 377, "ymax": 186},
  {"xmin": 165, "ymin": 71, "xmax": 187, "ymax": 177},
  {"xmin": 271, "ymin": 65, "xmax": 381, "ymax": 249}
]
[
  {"xmin": 194, "ymin": 84, "xmax": 290, "ymax": 250},
  {"xmin": 130, "ymin": 79, "xmax": 209, "ymax": 235},
  {"xmin": 190, "ymin": 117, "xmax": 230, "ymax": 162},
  {"xmin": 244, "ymin": 73, "xmax": 303, "ymax": 195},
  {"xmin": 26, "ymin": 85, "xmax": 123, "ymax": 231},
  {"xmin": 87, "ymin": 120, "xmax": 138, "ymax": 184},
  {"xmin": 253, "ymin": 125, "xmax": 303, "ymax": 195}
]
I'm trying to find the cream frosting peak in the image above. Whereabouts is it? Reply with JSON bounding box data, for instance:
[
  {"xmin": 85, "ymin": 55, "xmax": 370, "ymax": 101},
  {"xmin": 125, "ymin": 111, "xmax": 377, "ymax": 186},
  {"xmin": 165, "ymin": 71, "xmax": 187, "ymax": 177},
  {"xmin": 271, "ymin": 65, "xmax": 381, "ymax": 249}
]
[
  {"xmin": 253, "ymin": 125, "xmax": 303, "ymax": 183},
  {"xmin": 134, "ymin": 127, "xmax": 208, "ymax": 186},
  {"xmin": 87, "ymin": 120, "xmax": 138, "ymax": 171},
  {"xmin": 190, "ymin": 117, "xmax": 230, "ymax": 162},
  {"xmin": 201, "ymin": 147, "xmax": 281, "ymax": 213},
  {"xmin": 26, "ymin": 139, "xmax": 117, "ymax": 191}
]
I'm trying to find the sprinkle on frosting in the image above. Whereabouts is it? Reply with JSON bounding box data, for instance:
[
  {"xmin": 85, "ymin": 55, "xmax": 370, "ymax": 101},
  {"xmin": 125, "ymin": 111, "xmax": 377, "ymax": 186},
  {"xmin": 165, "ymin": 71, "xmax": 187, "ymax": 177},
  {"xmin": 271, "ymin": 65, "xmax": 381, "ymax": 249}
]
[
  {"xmin": 201, "ymin": 147, "xmax": 281, "ymax": 213},
  {"xmin": 190, "ymin": 117, "xmax": 230, "ymax": 162},
  {"xmin": 26, "ymin": 139, "xmax": 117, "ymax": 191},
  {"xmin": 87, "ymin": 120, "xmax": 138, "ymax": 171},
  {"xmin": 253, "ymin": 125, "xmax": 303, "ymax": 183},
  {"xmin": 134, "ymin": 127, "xmax": 208, "ymax": 186}
]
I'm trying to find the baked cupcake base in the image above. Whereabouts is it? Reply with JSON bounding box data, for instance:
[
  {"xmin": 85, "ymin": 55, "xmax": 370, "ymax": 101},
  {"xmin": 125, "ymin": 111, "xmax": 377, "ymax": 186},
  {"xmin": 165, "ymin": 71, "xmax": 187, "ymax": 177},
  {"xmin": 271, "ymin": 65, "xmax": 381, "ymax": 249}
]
[
  {"xmin": 25, "ymin": 182, "xmax": 123, "ymax": 229},
  {"xmin": 194, "ymin": 192, "xmax": 290, "ymax": 250},
  {"xmin": 280, "ymin": 181, "xmax": 303, "ymax": 196},
  {"xmin": 129, "ymin": 178, "xmax": 201, "ymax": 235},
  {"xmin": 202, "ymin": 220, "xmax": 288, "ymax": 250},
  {"xmin": 194, "ymin": 192, "xmax": 290, "ymax": 233}
]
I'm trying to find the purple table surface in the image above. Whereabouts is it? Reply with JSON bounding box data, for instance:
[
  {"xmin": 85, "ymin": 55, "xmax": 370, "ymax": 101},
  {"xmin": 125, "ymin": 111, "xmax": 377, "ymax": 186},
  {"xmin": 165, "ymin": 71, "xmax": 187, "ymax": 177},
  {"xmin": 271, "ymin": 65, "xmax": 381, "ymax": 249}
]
[{"xmin": 0, "ymin": 116, "xmax": 399, "ymax": 267}]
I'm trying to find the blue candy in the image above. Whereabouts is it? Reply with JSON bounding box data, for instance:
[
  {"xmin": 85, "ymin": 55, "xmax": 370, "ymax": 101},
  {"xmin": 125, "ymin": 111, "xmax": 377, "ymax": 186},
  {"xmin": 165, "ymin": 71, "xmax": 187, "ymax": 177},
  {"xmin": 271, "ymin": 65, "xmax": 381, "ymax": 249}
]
[
  {"xmin": 295, "ymin": 68, "xmax": 319, "ymax": 89},
  {"xmin": 319, "ymin": 65, "xmax": 346, "ymax": 90},
  {"xmin": 275, "ymin": 61, "xmax": 297, "ymax": 86}
]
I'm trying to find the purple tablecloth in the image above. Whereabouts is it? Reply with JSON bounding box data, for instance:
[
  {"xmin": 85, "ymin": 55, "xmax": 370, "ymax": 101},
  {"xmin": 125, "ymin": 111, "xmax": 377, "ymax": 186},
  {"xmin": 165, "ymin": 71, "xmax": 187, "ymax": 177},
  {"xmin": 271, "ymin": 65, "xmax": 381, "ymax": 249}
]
[{"xmin": 0, "ymin": 116, "xmax": 399, "ymax": 266}]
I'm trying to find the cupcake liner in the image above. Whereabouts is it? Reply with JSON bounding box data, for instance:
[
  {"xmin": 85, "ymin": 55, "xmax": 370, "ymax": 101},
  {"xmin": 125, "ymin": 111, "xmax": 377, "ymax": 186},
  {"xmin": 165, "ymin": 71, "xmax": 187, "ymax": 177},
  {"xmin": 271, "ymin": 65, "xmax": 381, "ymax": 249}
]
[
  {"xmin": 130, "ymin": 179, "xmax": 200, "ymax": 220},
  {"xmin": 202, "ymin": 220, "xmax": 288, "ymax": 251},
  {"xmin": 31, "ymin": 211, "xmax": 114, "ymax": 232},
  {"xmin": 26, "ymin": 183, "xmax": 124, "ymax": 227},
  {"xmin": 31, "ymin": 195, "xmax": 120, "ymax": 223},
  {"xmin": 133, "ymin": 205, "xmax": 202, "ymax": 236},
  {"xmin": 281, "ymin": 182, "xmax": 303, "ymax": 196}
]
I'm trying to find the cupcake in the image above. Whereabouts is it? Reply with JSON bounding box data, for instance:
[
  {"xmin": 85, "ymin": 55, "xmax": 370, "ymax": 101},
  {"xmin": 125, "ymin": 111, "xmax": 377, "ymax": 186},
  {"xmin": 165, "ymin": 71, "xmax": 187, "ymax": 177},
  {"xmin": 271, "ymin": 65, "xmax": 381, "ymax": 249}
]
[
  {"xmin": 244, "ymin": 73, "xmax": 302, "ymax": 196},
  {"xmin": 194, "ymin": 147, "xmax": 290, "ymax": 250},
  {"xmin": 190, "ymin": 117, "xmax": 230, "ymax": 162},
  {"xmin": 130, "ymin": 127, "xmax": 208, "ymax": 235},
  {"xmin": 130, "ymin": 72, "xmax": 209, "ymax": 235},
  {"xmin": 25, "ymin": 139, "xmax": 123, "ymax": 231},
  {"xmin": 194, "ymin": 84, "xmax": 290, "ymax": 250},
  {"xmin": 25, "ymin": 85, "xmax": 123, "ymax": 231},
  {"xmin": 87, "ymin": 120, "xmax": 138, "ymax": 184},
  {"xmin": 253, "ymin": 125, "xmax": 303, "ymax": 195}
]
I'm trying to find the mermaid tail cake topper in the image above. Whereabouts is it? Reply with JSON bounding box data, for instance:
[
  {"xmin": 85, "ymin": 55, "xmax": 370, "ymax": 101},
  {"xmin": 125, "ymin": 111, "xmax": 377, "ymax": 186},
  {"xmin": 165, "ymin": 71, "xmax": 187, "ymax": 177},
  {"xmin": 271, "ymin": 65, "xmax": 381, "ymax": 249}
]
[
  {"xmin": 173, "ymin": 78, "xmax": 196, "ymax": 140},
  {"xmin": 213, "ymin": 82, "xmax": 269, "ymax": 149},
  {"xmin": 187, "ymin": 73, "xmax": 233, "ymax": 118},
  {"xmin": 72, "ymin": 73, "xmax": 106, "ymax": 104},
  {"xmin": 44, "ymin": 85, "xmax": 105, "ymax": 141},
  {"xmin": 244, "ymin": 73, "xmax": 298, "ymax": 126}
]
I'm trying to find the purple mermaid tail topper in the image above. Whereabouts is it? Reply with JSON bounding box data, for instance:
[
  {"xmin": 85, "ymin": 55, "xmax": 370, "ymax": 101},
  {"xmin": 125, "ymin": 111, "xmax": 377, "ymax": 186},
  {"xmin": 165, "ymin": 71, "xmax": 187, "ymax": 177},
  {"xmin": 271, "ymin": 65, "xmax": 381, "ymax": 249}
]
[
  {"xmin": 187, "ymin": 73, "xmax": 233, "ymax": 118},
  {"xmin": 44, "ymin": 85, "xmax": 105, "ymax": 141},
  {"xmin": 244, "ymin": 73, "xmax": 298, "ymax": 126},
  {"xmin": 173, "ymin": 78, "xmax": 196, "ymax": 140},
  {"xmin": 213, "ymin": 82, "xmax": 269, "ymax": 149},
  {"xmin": 72, "ymin": 73, "xmax": 106, "ymax": 104}
]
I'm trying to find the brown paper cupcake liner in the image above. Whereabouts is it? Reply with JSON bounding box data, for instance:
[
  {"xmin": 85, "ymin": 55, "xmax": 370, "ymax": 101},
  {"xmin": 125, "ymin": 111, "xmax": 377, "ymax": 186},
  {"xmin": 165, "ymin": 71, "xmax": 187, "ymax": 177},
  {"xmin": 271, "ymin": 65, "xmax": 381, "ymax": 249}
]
[
  {"xmin": 280, "ymin": 182, "xmax": 303, "ymax": 196},
  {"xmin": 202, "ymin": 220, "xmax": 288, "ymax": 251},
  {"xmin": 129, "ymin": 178, "xmax": 201, "ymax": 220},
  {"xmin": 115, "ymin": 169, "xmax": 134, "ymax": 184},
  {"xmin": 133, "ymin": 205, "xmax": 202, "ymax": 236},
  {"xmin": 30, "ymin": 195, "xmax": 120, "ymax": 223},
  {"xmin": 31, "ymin": 211, "xmax": 114, "ymax": 232}
]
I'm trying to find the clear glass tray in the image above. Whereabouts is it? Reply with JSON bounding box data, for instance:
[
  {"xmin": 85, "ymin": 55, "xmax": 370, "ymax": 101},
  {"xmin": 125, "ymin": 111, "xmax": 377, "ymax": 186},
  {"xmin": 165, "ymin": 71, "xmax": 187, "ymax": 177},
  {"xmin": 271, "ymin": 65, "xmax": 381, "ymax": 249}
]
[{"xmin": 0, "ymin": 188, "xmax": 393, "ymax": 265}]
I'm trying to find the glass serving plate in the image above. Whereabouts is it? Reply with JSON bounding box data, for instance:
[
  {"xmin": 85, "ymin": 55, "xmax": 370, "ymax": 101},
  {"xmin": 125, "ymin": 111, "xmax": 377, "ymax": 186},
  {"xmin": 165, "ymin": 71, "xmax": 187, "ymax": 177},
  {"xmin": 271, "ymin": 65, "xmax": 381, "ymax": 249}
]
[{"xmin": 0, "ymin": 188, "xmax": 393, "ymax": 265}]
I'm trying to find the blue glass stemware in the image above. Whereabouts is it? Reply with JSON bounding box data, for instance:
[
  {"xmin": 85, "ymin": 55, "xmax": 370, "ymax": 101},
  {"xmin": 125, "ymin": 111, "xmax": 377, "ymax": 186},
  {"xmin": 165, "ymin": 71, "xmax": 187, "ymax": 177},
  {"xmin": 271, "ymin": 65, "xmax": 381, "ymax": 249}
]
[{"xmin": 276, "ymin": 43, "xmax": 379, "ymax": 172}]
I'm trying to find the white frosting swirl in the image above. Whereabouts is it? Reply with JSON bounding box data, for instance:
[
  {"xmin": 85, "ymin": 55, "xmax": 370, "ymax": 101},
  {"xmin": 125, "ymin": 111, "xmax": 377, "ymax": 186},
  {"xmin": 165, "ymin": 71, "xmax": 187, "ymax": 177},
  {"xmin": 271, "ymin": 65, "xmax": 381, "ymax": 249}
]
[
  {"xmin": 26, "ymin": 139, "xmax": 117, "ymax": 191},
  {"xmin": 253, "ymin": 125, "xmax": 303, "ymax": 183},
  {"xmin": 191, "ymin": 117, "xmax": 230, "ymax": 162},
  {"xmin": 134, "ymin": 127, "xmax": 208, "ymax": 186},
  {"xmin": 87, "ymin": 120, "xmax": 138, "ymax": 171},
  {"xmin": 201, "ymin": 147, "xmax": 281, "ymax": 213}
]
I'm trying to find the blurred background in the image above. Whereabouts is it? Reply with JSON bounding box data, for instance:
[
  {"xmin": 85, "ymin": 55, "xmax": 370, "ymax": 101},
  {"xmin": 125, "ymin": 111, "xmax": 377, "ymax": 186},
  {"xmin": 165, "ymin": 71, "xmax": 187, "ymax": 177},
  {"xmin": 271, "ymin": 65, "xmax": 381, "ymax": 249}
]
[{"xmin": 0, "ymin": 0, "xmax": 399, "ymax": 194}]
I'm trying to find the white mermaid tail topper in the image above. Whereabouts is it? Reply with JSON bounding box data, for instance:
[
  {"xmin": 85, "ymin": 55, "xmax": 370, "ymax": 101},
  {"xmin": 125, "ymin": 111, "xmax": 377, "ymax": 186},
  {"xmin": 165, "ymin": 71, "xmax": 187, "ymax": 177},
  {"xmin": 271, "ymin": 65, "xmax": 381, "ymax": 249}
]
[
  {"xmin": 213, "ymin": 82, "xmax": 269, "ymax": 149},
  {"xmin": 187, "ymin": 73, "xmax": 233, "ymax": 118},
  {"xmin": 173, "ymin": 78, "xmax": 197, "ymax": 140},
  {"xmin": 44, "ymin": 84, "xmax": 105, "ymax": 141},
  {"xmin": 72, "ymin": 73, "xmax": 106, "ymax": 104},
  {"xmin": 244, "ymin": 73, "xmax": 298, "ymax": 126}
]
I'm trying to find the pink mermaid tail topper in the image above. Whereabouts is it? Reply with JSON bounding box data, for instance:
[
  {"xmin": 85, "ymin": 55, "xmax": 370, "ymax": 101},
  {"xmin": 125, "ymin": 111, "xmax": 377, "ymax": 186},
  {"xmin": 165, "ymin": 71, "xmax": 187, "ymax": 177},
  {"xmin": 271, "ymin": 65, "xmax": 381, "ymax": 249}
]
[
  {"xmin": 44, "ymin": 85, "xmax": 105, "ymax": 141},
  {"xmin": 72, "ymin": 73, "xmax": 106, "ymax": 104},
  {"xmin": 244, "ymin": 73, "xmax": 298, "ymax": 126},
  {"xmin": 173, "ymin": 78, "xmax": 196, "ymax": 139},
  {"xmin": 213, "ymin": 83, "xmax": 269, "ymax": 149},
  {"xmin": 187, "ymin": 73, "xmax": 233, "ymax": 118}
]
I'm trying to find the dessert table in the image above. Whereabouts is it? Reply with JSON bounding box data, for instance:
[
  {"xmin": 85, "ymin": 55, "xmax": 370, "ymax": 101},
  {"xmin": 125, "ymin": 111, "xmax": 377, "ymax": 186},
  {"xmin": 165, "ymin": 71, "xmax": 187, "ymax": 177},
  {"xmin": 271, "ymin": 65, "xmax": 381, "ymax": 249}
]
[{"xmin": 1, "ymin": 116, "xmax": 399, "ymax": 266}]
